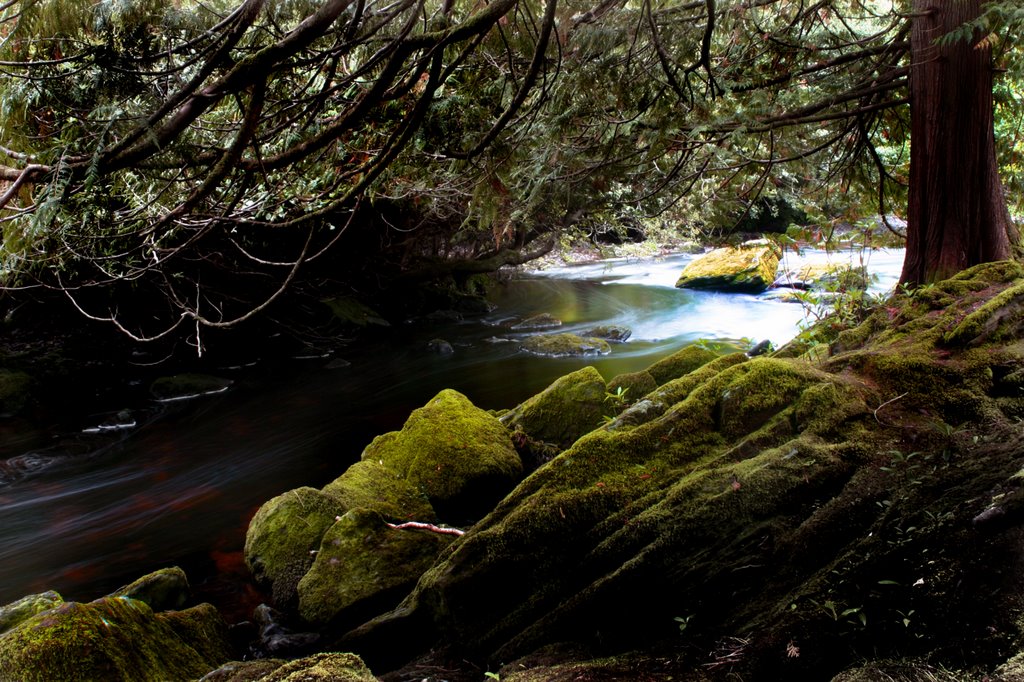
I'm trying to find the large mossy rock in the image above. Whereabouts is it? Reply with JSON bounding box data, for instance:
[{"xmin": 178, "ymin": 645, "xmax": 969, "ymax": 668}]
[
  {"xmin": 675, "ymin": 240, "xmax": 780, "ymax": 292},
  {"xmin": 297, "ymin": 509, "xmax": 454, "ymax": 627},
  {"xmin": 0, "ymin": 597, "xmax": 230, "ymax": 682},
  {"xmin": 107, "ymin": 566, "xmax": 190, "ymax": 611},
  {"xmin": 344, "ymin": 261, "xmax": 1024, "ymax": 681},
  {"xmin": 245, "ymin": 487, "xmax": 347, "ymax": 607},
  {"xmin": 0, "ymin": 591, "xmax": 63, "ymax": 636},
  {"xmin": 362, "ymin": 389, "xmax": 522, "ymax": 522},
  {"xmin": 500, "ymin": 366, "xmax": 608, "ymax": 450}
]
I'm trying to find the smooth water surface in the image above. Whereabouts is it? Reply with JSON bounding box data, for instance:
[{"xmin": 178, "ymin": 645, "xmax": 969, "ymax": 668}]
[{"xmin": 0, "ymin": 247, "xmax": 904, "ymax": 615}]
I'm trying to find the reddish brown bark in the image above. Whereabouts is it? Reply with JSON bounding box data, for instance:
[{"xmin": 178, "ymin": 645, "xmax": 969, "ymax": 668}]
[{"xmin": 900, "ymin": 0, "xmax": 1016, "ymax": 285}]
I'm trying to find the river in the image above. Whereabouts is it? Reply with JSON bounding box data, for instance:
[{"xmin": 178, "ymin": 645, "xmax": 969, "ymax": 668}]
[{"xmin": 0, "ymin": 247, "xmax": 904, "ymax": 619}]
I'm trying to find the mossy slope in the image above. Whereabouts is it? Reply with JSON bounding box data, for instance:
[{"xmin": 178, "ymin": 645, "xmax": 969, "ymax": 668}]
[{"xmin": 345, "ymin": 262, "xmax": 1024, "ymax": 681}]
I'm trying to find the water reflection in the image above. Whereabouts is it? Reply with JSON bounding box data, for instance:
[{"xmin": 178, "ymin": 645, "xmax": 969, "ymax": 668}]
[{"xmin": 0, "ymin": 248, "xmax": 905, "ymax": 612}]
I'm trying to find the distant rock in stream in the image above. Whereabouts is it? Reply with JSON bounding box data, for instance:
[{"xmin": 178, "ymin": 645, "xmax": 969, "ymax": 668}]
[
  {"xmin": 511, "ymin": 313, "xmax": 562, "ymax": 331},
  {"xmin": 520, "ymin": 333, "xmax": 611, "ymax": 357},
  {"xmin": 580, "ymin": 324, "xmax": 632, "ymax": 343}
]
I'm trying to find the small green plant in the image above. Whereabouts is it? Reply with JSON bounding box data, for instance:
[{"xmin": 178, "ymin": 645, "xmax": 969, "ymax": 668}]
[
  {"xmin": 484, "ymin": 672, "xmax": 501, "ymax": 681},
  {"xmin": 602, "ymin": 386, "xmax": 630, "ymax": 423},
  {"xmin": 674, "ymin": 614, "xmax": 694, "ymax": 633}
]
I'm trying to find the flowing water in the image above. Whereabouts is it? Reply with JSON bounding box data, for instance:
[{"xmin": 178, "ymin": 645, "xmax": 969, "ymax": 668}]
[{"xmin": 0, "ymin": 247, "xmax": 904, "ymax": 617}]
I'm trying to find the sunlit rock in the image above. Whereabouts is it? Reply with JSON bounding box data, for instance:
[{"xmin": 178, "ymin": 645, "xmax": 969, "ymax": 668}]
[{"xmin": 675, "ymin": 240, "xmax": 781, "ymax": 292}]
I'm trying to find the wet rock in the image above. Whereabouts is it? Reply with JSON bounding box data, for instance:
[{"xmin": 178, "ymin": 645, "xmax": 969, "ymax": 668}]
[
  {"xmin": 361, "ymin": 389, "xmax": 522, "ymax": 523},
  {"xmin": 326, "ymin": 358, "xmax": 352, "ymax": 370},
  {"xmin": 0, "ymin": 596, "xmax": 231, "ymax": 681},
  {"xmin": 603, "ymin": 398, "xmax": 665, "ymax": 432},
  {"xmin": 580, "ymin": 325, "xmax": 632, "ymax": 343},
  {"xmin": 244, "ymin": 487, "xmax": 346, "ymax": 608},
  {"xmin": 520, "ymin": 333, "xmax": 611, "ymax": 357},
  {"xmin": 150, "ymin": 373, "xmax": 232, "ymax": 402},
  {"xmin": 501, "ymin": 367, "xmax": 608, "ymax": 450},
  {"xmin": 252, "ymin": 603, "xmax": 319, "ymax": 657},
  {"xmin": 675, "ymin": 239, "xmax": 781, "ymax": 292},
  {"xmin": 511, "ymin": 313, "xmax": 562, "ymax": 331},
  {"xmin": 107, "ymin": 566, "xmax": 190, "ymax": 612},
  {"xmin": 746, "ymin": 339, "xmax": 773, "ymax": 357},
  {"xmin": 297, "ymin": 509, "xmax": 454, "ymax": 627},
  {"xmin": 427, "ymin": 338, "xmax": 454, "ymax": 355}
]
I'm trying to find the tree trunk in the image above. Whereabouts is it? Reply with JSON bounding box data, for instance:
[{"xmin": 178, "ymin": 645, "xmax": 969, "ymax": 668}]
[{"xmin": 900, "ymin": 0, "xmax": 1016, "ymax": 285}]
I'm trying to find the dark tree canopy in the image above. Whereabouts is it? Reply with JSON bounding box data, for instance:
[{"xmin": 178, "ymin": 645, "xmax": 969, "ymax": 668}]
[{"xmin": 0, "ymin": 0, "xmax": 1020, "ymax": 342}]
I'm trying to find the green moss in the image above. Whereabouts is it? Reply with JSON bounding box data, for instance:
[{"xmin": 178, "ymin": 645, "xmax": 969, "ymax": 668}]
[
  {"xmin": 944, "ymin": 280, "xmax": 1024, "ymax": 347},
  {"xmin": 831, "ymin": 660, "xmax": 973, "ymax": 681},
  {"xmin": 675, "ymin": 241, "xmax": 780, "ymax": 292},
  {"xmin": 607, "ymin": 370, "xmax": 657, "ymax": 402},
  {"xmin": 0, "ymin": 598, "xmax": 230, "ymax": 681},
  {"xmin": 362, "ymin": 389, "xmax": 522, "ymax": 522},
  {"xmin": 0, "ymin": 369, "xmax": 32, "ymax": 416},
  {"xmin": 323, "ymin": 460, "xmax": 436, "ymax": 523},
  {"xmin": 297, "ymin": 508, "xmax": 453, "ymax": 626},
  {"xmin": 0, "ymin": 591, "xmax": 63, "ymax": 637},
  {"xmin": 156, "ymin": 602, "xmax": 233, "ymax": 666},
  {"xmin": 198, "ymin": 659, "xmax": 286, "ymax": 682},
  {"xmin": 717, "ymin": 358, "xmax": 813, "ymax": 438},
  {"xmin": 580, "ymin": 325, "xmax": 632, "ymax": 342},
  {"xmin": 244, "ymin": 487, "xmax": 346, "ymax": 607},
  {"xmin": 646, "ymin": 344, "xmax": 720, "ymax": 385},
  {"xmin": 500, "ymin": 367, "xmax": 608, "ymax": 449},
  {"xmin": 520, "ymin": 333, "xmax": 611, "ymax": 357},
  {"xmin": 648, "ymin": 352, "xmax": 748, "ymax": 406},
  {"xmin": 107, "ymin": 567, "xmax": 189, "ymax": 612}
]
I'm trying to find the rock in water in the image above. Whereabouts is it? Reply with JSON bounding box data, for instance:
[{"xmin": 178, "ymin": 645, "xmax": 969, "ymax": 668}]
[
  {"xmin": 675, "ymin": 239, "xmax": 780, "ymax": 292},
  {"xmin": 520, "ymin": 333, "xmax": 611, "ymax": 357}
]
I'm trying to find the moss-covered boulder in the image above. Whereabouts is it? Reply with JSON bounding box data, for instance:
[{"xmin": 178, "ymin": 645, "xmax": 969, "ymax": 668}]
[
  {"xmin": 362, "ymin": 389, "xmax": 522, "ymax": 522},
  {"xmin": 245, "ymin": 487, "xmax": 347, "ymax": 607},
  {"xmin": 202, "ymin": 653, "xmax": 378, "ymax": 681},
  {"xmin": 149, "ymin": 373, "xmax": 232, "ymax": 401},
  {"xmin": 0, "ymin": 591, "xmax": 63, "ymax": 636},
  {"xmin": 322, "ymin": 296, "xmax": 390, "ymax": 327},
  {"xmin": 675, "ymin": 240, "xmax": 781, "ymax": 292},
  {"xmin": 520, "ymin": 333, "xmax": 612, "ymax": 357},
  {"xmin": 0, "ymin": 597, "xmax": 230, "ymax": 682},
  {"xmin": 107, "ymin": 566, "xmax": 190, "ymax": 612},
  {"xmin": 344, "ymin": 262, "xmax": 1024, "ymax": 681},
  {"xmin": 323, "ymin": 460, "xmax": 436, "ymax": 523},
  {"xmin": 297, "ymin": 509, "xmax": 454, "ymax": 627},
  {"xmin": 500, "ymin": 366, "xmax": 607, "ymax": 450},
  {"xmin": 645, "ymin": 343, "xmax": 719, "ymax": 385},
  {"xmin": 0, "ymin": 369, "xmax": 32, "ymax": 416}
]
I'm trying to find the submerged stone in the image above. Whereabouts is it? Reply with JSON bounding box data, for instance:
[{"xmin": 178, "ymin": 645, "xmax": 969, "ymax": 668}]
[
  {"xmin": 675, "ymin": 240, "xmax": 781, "ymax": 292},
  {"xmin": 297, "ymin": 509, "xmax": 453, "ymax": 627},
  {"xmin": 520, "ymin": 333, "xmax": 611, "ymax": 358},
  {"xmin": 362, "ymin": 389, "xmax": 522, "ymax": 522},
  {"xmin": 511, "ymin": 313, "xmax": 562, "ymax": 331},
  {"xmin": 500, "ymin": 366, "xmax": 608, "ymax": 449}
]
